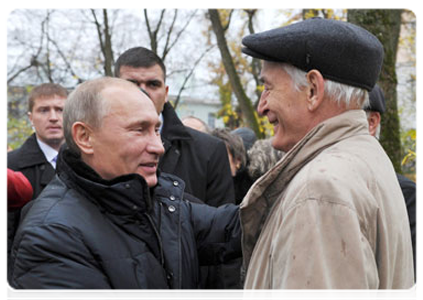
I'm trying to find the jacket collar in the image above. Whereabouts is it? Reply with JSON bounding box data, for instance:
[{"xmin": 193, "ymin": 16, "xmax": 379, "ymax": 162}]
[
  {"xmin": 161, "ymin": 102, "xmax": 192, "ymax": 142},
  {"xmin": 57, "ymin": 149, "xmax": 153, "ymax": 215},
  {"xmin": 15, "ymin": 133, "xmax": 49, "ymax": 168},
  {"xmin": 240, "ymin": 109, "xmax": 370, "ymax": 268}
]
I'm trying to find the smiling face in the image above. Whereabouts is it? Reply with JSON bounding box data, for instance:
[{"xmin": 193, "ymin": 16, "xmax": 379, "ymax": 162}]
[
  {"xmin": 88, "ymin": 85, "xmax": 164, "ymax": 186},
  {"xmin": 118, "ymin": 64, "xmax": 168, "ymax": 114},
  {"xmin": 28, "ymin": 96, "xmax": 66, "ymax": 150},
  {"xmin": 257, "ymin": 61, "xmax": 310, "ymax": 152}
]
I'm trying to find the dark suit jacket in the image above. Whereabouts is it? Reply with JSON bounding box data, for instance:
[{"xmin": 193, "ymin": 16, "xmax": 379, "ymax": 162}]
[
  {"xmin": 8, "ymin": 133, "xmax": 56, "ymax": 200},
  {"xmin": 7, "ymin": 133, "xmax": 56, "ymax": 260},
  {"xmin": 159, "ymin": 103, "xmax": 235, "ymax": 206},
  {"xmin": 397, "ymin": 173, "xmax": 416, "ymax": 280}
]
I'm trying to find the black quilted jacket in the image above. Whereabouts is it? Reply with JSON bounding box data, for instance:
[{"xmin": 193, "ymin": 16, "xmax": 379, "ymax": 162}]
[{"xmin": 9, "ymin": 150, "xmax": 241, "ymax": 289}]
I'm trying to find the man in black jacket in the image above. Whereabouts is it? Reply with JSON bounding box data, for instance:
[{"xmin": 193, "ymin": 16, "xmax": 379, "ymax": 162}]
[
  {"xmin": 365, "ymin": 84, "xmax": 416, "ymax": 279},
  {"xmin": 9, "ymin": 77, "xmax": 241, "ymax": 289},
  {"xmin": 114, "ymin": 47, "xmax": 235, "ymax": 207},
  {"xmin": 7, "ymin": 83, "xmax": 68, "ymax": 260}
]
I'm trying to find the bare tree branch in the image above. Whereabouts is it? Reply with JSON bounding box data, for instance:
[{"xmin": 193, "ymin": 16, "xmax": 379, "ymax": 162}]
[
  {"xmin": 162, "ymin": 10, "xmax": 198, "ymax": 61},
  {"xmin": 222, "ymin": 9, "xmax": 234, "ymax": 32},
  {"xmin": 144, "ymin": 9, "xmax": 166, "ymax": 54},
  {"xmin": 161, "ymin": 9, "xmax": 178, "ymax": 60},
  {"xmin": 7, "ymin": 11, "xmax": 50, "ymax": 84},
  {"xmin": 173, "ymin": 45, "xmax": 214, "ymax": 109},
  {"xmin": 90, "ymin": 9, "xmax": 114, "ymax": 76},
  {"xmin": 244, "ymin": 9, "xmax": 261, "ymax": 104},
  {"xmin": 46, "ymin": 34, "xmax": 84, "ymax": 83}
]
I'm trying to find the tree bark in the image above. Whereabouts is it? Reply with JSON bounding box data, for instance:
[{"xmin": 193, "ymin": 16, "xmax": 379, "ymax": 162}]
[
  {"xmin": 91, "ymin": 9, "xmax": 114, "ymax": 76},
  {"xmin": 208, "ymin": 9, "xmax": 263, "ymax": 138},
  {"xmin": 348, "ymin": 9, "xmax": 403, "ymax": 173},
  {"xmin": 244, "ymin": 9, "xmax": 262, "ymax": 105}
]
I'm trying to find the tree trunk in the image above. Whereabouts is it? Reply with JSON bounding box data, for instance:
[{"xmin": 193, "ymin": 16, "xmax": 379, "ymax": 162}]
[
  {"xmin": 102, "ymin": 9, "xmax": 114, "ymax": 77},
  {"xmin": 348, "ymin": 9, "xmax": 403, "ymax": 173},
  {"xmin": 208, "ymin": 9, "xmax": 263, "ymax": 138}
]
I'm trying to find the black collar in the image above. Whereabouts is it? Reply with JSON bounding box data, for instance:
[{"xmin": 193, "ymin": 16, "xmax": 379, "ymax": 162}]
[
  {"xmin": 57, "ymin": 149, "xmax": 154, "ymax": 215},
  {"xmin": 161, "ymin": 102, "xmax": 192, "ymax": 141},
  {"xmin": 13, "ymin": 133, "xmax": 49, "ymax": 168}
]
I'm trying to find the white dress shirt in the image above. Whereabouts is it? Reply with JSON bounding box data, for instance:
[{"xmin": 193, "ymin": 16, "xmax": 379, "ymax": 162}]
[{"xmin": 36, "ymin": 138, "xmax": 59, "ymax": 169}]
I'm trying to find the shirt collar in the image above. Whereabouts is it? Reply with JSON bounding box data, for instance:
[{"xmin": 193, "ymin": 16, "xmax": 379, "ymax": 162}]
[
  {"xmin": 159, "ymin": 113, "xmax": 164, "ymax": 133},
  {"xmin": 36, "ymin": 137, "xmax": 59, "ymax": 169}
]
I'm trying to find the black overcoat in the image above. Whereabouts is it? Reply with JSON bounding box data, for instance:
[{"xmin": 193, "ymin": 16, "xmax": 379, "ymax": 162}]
[
  {"xmin": 160, "ymin": 103, "xmax": 235, "ymax": 207},
  {"xmin": 7, "ymin": 133, "xmax": 56, "ymax": 260}
]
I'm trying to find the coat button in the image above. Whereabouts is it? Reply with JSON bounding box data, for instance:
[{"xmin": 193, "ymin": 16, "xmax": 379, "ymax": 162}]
[
  {"xmin": 132, "ymin": 205, "xmax": 138, "ymax": 210},
  {"xmin": 169, "ymin": 195, "xmax": 175, "ymax": 201},
  {"xmin": 173, "ymin": 181, "xmax": 179, "ymax": 187},
  {"xmin": 168, "ymin": 205, "xmax": 176, "ymax": 212},
  {"xmin": 125, "ymin": 183, "xmax": 131, "ymax": 189}
]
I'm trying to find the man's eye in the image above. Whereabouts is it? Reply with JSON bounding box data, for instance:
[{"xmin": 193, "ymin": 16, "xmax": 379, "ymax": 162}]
[
  {"xmin": 127, "ymin": 79, "xmax": 139, "ymax": 86},
  {"xmin": 148, "ymin": 81, "xmax": 161, "ymax": 88}
]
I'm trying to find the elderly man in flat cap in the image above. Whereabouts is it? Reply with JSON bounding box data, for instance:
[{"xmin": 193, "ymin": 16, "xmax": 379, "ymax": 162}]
[{"xmin": 240, "ymin": 18, "xmax": 414, "ymax": 289}]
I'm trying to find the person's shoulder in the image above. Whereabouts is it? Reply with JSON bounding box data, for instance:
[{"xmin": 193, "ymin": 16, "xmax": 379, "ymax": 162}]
[
  {"xmin": 8, "ymin": 147, "xmax": 22, "ymax": 166},
  {"xmin": 21, "ymin": 177, "xmax": 89, "ymax": 226},
  {"xmin": 397, "ymin": 173, "xmax": 416, "ymax": 187},
  {"xmin": 8, "ymin": 134, "xmax": 42, "ymax": 168}
]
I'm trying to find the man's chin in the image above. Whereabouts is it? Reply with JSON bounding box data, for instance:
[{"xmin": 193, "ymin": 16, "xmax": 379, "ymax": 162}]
[
  {"xmin": 43, "ymin": 137, "xmax": 65, "ymax": 147},
  {"xmin": 146, "ymin": 178, "xmax": 158, "ymax": 188}
]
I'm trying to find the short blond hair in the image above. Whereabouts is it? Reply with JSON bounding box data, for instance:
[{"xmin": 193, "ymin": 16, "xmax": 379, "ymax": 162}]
[{"xmin": 28, "ymin": 83, "xmax": 68, "ymax": 112}]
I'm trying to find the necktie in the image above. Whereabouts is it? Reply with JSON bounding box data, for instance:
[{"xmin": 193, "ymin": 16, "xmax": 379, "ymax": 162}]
[{"xmin": 52, "ymin": 156, "xmax": 58, "ymax": 169}]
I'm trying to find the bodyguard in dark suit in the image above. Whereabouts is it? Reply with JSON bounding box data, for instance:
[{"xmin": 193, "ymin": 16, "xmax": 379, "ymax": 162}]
[
  {"xmin": 7, "ymin": 83, "xmax": 68, "ymax": 259},
  {"xmin": 115, "ymin": 47, "xmax": 236, "ymax": 288}
]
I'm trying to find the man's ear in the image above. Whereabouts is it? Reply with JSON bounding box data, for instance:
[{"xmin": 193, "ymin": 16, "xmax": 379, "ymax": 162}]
[
  {"xmin": 27, "ymin": 112, "xmax": 33, "ymax": 126},
  {"xmin": 305, "ymin": 70, "xmax": 325, "ymax": 112},
  {"xmin": 367, "ymin": 111, "xmax": 381, "ymax": 137},
  {"xmin": 164, "ymin": 85, "xmax": 169, "ymax": 103},
  {"xmin": 72, "ymin": 122, "xmax": 94, "ymax": 155}
]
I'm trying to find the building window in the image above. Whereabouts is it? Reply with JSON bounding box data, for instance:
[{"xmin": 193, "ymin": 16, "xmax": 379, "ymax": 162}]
[{"xmin": 208, "ymin": 112, "xmax": 216, "ymax": 129}]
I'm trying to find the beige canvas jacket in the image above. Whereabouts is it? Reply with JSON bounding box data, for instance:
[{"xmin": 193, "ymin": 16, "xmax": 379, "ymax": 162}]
[{"xmin": 240, "ymin": 110, "xmax": 414, "ymax": 289}]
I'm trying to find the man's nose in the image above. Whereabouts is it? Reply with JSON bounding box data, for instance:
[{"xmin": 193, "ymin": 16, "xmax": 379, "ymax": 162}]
[
  {"xmin": 149, "ymin": 133, "xmax": 165, "ymax": 156},
  {"xmin": 49, "ymin": 110, "xmax": 59, "ymax": 120}
]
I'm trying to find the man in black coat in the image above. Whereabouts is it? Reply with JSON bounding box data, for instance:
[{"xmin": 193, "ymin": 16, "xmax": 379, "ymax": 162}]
[
  {"xmin": 365, "ymin": 84, "xmax": 416, "ymax": 279},
  {"xmin": 7, "ymin": 83, "xmax": 68, "ymax": 259},
  {"xmin": 9, "ymin": 77, "xmax": 241, "ymax": 289},
  {"xmin": 114, "ymin": 47, "xmax": 235, "ymax": 207}
]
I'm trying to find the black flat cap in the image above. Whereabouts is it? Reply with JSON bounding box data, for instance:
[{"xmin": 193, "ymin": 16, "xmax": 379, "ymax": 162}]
[
  {"xmin": 231, "ymin": 127, "xmax": 257, "ymax": 152},
  {"xmin": 242, "ymin": 18, "xmax": 384, "ymax": 91},
  {"xmin": 366, "ymin": 84, "xmax": 386, "ymax": 114}
]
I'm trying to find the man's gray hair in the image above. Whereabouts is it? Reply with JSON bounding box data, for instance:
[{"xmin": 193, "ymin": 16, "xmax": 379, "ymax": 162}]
[
  {"xmin": 63, "ymin": 77, "xmax": 126, "ymax": 155},
  {"xmin": 280, "ymin": 63, "xmax": 369, "ymax": 109},
  {"xmin": 247, "ymin": 138, "xmax": 285, "ymax": 181}
]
